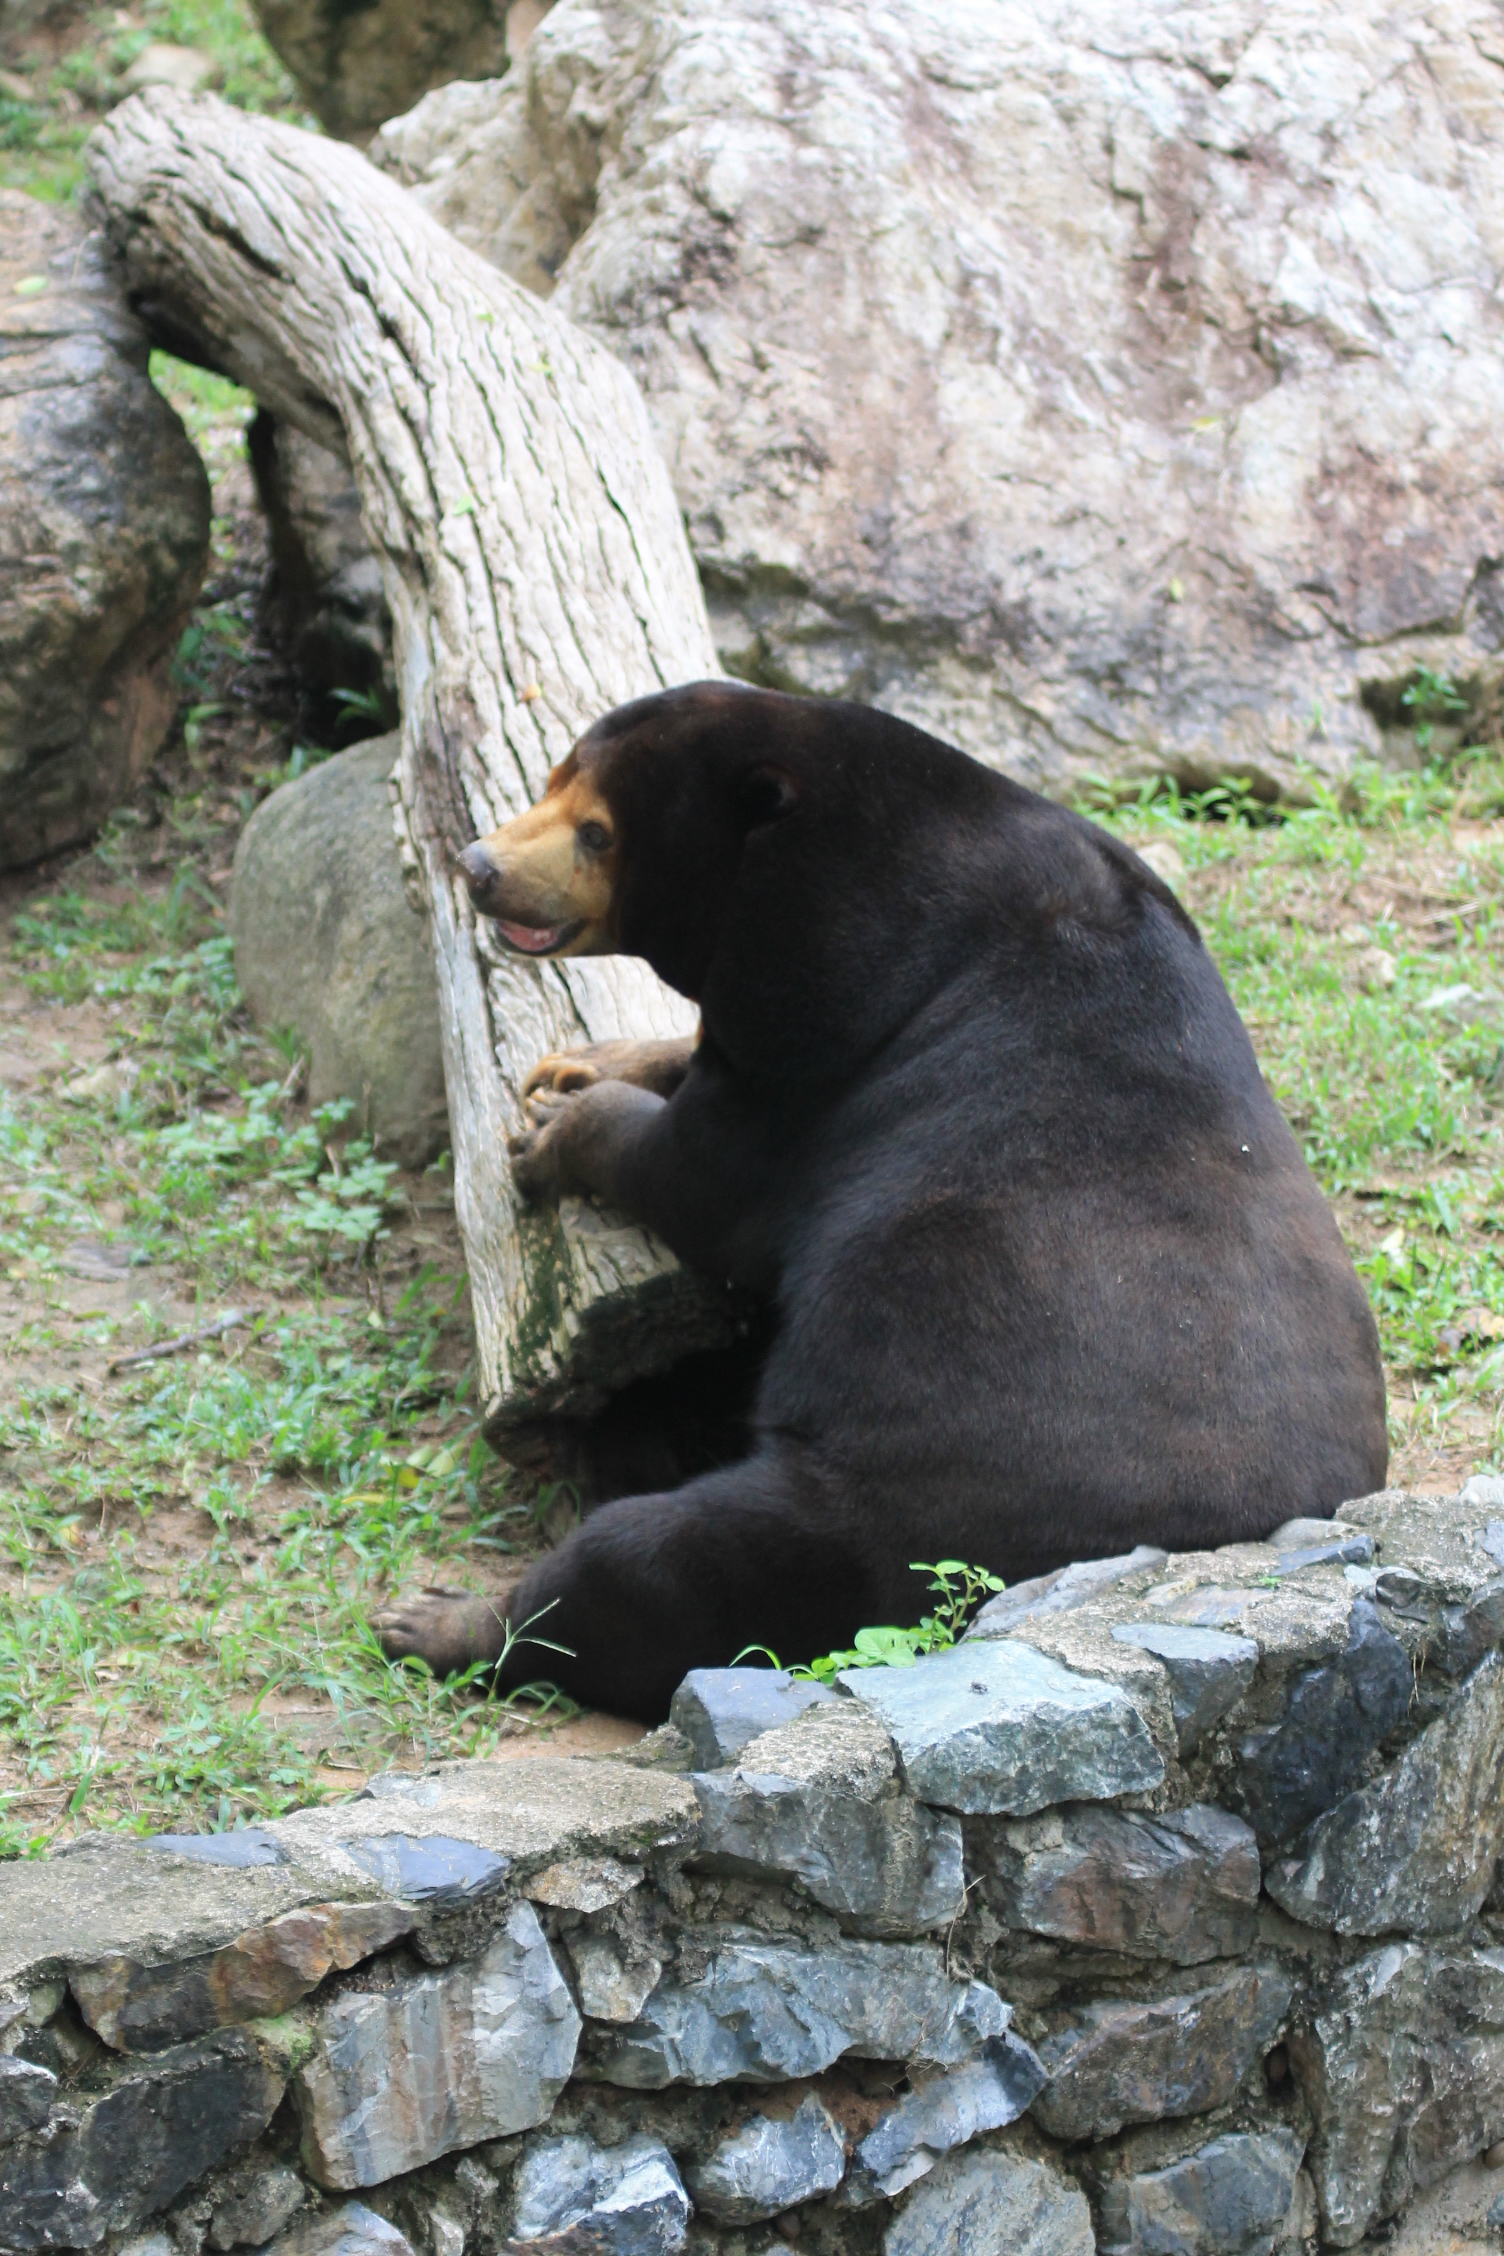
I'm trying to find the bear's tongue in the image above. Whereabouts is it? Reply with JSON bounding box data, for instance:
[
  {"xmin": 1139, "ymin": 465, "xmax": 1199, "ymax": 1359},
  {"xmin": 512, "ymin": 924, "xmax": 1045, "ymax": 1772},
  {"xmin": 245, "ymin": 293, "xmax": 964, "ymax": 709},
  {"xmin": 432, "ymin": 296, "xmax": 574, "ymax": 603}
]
[{"xmin": 496, "ymin": 917, "xmax": 571, "ymax": 955}]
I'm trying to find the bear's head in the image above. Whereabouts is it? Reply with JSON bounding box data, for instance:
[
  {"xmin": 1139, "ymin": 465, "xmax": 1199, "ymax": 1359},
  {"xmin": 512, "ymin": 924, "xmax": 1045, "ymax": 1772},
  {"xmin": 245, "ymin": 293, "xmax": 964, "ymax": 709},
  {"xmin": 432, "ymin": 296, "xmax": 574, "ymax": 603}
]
[{"xmin": 458, "ymin": 680, "xmax": 1182, "ymax": 1081}]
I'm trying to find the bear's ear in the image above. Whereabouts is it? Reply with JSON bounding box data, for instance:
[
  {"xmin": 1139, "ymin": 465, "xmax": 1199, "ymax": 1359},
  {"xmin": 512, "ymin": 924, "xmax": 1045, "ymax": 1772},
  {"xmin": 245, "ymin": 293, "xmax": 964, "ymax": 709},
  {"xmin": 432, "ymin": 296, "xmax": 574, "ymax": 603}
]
[{"xmin": 736, "ymin": 764, "xmax": 800, "ymax": 834}]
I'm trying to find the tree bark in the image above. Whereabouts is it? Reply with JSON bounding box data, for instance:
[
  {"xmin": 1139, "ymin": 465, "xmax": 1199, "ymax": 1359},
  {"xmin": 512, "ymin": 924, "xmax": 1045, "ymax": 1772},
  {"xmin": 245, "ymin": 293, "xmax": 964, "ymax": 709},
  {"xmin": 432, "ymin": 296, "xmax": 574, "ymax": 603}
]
[{"xmin": 87, "ymin": 88, "xmax": 743, "ymax": 1442}]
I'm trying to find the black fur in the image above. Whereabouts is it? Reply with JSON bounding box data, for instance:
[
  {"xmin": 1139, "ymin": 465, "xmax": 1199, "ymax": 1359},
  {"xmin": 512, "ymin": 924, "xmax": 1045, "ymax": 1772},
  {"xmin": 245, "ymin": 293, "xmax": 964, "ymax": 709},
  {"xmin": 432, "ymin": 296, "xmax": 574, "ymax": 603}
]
[{"xmin": 495, "ymin": 683, "xmax": 1386, "ymax": 1717}]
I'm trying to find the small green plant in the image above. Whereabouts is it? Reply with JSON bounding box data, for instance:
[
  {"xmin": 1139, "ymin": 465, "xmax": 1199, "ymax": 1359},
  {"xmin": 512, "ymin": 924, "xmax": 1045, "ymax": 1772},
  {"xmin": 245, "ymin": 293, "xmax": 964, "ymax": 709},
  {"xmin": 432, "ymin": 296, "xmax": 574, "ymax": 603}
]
[
  {"xmin": 740, "ymin": 1559, "xmax": 1005, "ymax": 1682},
  {"xmin": 1403, "ymin": 666, "xmax": 1470, "ymax": 753}
]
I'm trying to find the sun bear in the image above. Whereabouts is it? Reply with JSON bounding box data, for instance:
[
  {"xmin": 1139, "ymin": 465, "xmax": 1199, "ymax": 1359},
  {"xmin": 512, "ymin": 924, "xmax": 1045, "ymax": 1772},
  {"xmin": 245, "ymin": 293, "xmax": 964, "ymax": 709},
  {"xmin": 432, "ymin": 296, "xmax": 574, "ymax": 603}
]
[{"xmin": 375, "ymin": 682, "xmax": 1387, "ymax": 1718}]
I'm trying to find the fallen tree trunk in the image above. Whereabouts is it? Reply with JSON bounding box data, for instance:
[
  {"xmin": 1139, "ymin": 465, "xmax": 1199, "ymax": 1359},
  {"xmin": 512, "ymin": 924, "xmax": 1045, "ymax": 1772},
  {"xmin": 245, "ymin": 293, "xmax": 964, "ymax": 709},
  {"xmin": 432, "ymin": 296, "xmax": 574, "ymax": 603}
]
[{"xmin": 87, "ymin": 89, "xmax": 744, "ymax": 1444}]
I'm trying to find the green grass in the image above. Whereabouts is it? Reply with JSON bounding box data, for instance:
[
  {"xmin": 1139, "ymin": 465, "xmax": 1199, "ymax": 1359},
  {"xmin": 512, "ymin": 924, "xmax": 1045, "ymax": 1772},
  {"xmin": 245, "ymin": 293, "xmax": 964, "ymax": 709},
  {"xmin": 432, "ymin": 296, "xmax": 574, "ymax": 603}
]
[
  {"xmin": 0, "ymin": 0, "xmax": 301, "ymax": 203},
  {"xmin": 1092, "ymin": 754, "xmax": 1504, "ymax": 1456},
  {"xmin": 0, "ymin": 846, "xmax": 575, "ymax": 1857}
]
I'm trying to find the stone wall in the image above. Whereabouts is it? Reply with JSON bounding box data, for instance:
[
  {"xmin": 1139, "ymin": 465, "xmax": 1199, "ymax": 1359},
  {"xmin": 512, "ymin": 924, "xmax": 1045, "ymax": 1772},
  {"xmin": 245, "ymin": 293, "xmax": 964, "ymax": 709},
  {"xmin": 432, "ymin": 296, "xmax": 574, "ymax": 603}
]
[{"xmin": 8, "ymin": 1484, "xmax": 1504, "ymax": 2256}]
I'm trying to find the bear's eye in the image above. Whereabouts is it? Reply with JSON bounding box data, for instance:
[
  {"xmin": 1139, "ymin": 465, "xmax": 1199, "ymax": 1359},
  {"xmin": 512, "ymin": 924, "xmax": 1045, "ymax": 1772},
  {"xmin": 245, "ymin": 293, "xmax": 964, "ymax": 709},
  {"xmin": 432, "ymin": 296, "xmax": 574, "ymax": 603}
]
[{"xmin": 576, "ymin": 819, "xmax": 612, "ymax": 855}]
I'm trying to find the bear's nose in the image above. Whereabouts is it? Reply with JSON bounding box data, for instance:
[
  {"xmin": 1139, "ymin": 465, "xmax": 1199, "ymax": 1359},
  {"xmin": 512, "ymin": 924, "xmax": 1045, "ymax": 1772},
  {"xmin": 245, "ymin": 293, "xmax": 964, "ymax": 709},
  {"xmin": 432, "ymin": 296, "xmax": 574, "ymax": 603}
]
[{"xmin": 457, "ymin": 843, "xmax": 499, "ymax": 899}]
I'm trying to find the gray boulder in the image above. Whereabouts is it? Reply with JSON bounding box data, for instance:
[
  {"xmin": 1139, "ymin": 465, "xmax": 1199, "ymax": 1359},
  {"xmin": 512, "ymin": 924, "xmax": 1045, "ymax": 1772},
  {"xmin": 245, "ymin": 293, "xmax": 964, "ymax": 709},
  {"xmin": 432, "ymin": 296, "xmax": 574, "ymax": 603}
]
[
  {"xmin": 0, "ymin": 191, "xmax": 209, "ymax": 871},
  {"xmin": 374, "ymin": 0, "xmax": 1504, "ymax": 800},
  {"xmin": 509, "ymin": 2132, "xmax": 690, "ymax": 2256},
  {"xmin": 230, "ymin": 734, "xmax": 449, "ymax": 1169},
  {"xmin": 1290, "ymin": 1942, "xmax": 1504, "ymax": 2246},
  {"xmin": 1031, "ymin": 1965, "xmax": 1292, "ymax": 2143},
  {"xmin": 1096, "ymin": 2130, "xmax": 1306, "ymax": 2256},
  {"xmin": 843, "ymin": 2041, "xmax": 1049, "ymax": 2205},
  {"xmin": 1267, "ymin": 1650, "xmax": 1504, "ymax": 1935},
  {"xmin": 690, "ymin": 1698, "xmax": 966, "ymax": 1937},
  {"xmin": 973, "ymin": 1803, "xmax": 1261, "ymax": 1965},
  {"xmin": 670, "ymin": 1668, "xmax": 834, "ymax": 1768},
  {"xmin": 686, "ymin": 2095, "xmax": 846, "ymax": 2221},
  {"xmin": 0, "ymin": 2030, "xmax": 283, "ymax": 2250},
  {"xmin": 591, "ymin": 1931, "xmax": 1008, "ymax": 2089},
  {"xmin": 295, "ymin": 1904, "xmax": 581, "ymax": 2188},
  {"xmin": 882, "ymin": 2142, "xmax": 1094, "ymax": 2256},
  {"xmin": 842, "ymin": 1640, "xmax": 1163, "ymax": 1816},
  {"xmin": 1108, "ymin": 1625, "xmax": 1259, "ymax": 1756},
  {"xmin": 248, "ymin": 0, "xmax": 551, "ymax": 139}
]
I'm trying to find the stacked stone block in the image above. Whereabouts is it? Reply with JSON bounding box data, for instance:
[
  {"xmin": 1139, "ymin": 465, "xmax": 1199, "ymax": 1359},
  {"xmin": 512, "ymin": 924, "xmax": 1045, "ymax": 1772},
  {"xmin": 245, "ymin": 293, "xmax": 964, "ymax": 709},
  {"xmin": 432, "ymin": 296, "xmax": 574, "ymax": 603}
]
[{"xmin": 7, "ymin": 1486, "xmax": 1504, "ymax": 2254}]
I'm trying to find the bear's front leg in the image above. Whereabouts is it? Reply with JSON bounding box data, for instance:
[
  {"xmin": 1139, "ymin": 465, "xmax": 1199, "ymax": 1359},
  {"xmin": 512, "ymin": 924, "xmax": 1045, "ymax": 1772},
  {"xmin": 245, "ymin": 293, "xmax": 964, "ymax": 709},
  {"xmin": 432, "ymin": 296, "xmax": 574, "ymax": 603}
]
[{"xmin": 508, "ymin": 1078, "xmax": 666, "ymax": 1209}]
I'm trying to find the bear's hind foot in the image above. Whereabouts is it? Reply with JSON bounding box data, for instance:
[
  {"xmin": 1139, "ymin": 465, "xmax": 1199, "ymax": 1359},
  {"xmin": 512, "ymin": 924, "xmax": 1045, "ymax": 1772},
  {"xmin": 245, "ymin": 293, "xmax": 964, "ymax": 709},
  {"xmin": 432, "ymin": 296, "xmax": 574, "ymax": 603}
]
[{"xmin": 371, "ymin": 1586, "xmax": 517, "ymax": 1680}]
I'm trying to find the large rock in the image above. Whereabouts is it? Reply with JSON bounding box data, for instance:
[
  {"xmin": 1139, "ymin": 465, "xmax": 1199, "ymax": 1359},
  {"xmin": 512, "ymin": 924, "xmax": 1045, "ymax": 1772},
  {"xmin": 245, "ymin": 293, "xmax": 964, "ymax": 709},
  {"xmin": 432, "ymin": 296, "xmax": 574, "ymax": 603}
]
[
  {"xmin": 670, "ymin": 1668, "xmax": 834, "ymax": 1768},
  {"xmin": 1289, "ymin": 1943, "xmax": 1504, "ymax": 2246},
  {"xmin": 1267, "ymin": 1651, "xmax": 1504, "ymax": 1935},
  {"xmin": 508, "ymin": 2132, "xmax": 691, "ymax": 2256},
  {"xmin": 973, "ymin": 1802, "xmax": 1261, "ymax": 1965},
  {"xmin": 1096, "ymin": 2130, "xmax": 1306, "ymax": 2256},
  {"xmin": 686, "ymin": 2095, "xmax": 846, "ymax": 2221},
  {"xmin": 1031, "ymin": 1965, "xmax": 1292, "ymax": 2143},
  {"xmin": 0, "ymin": 191, "xmax": 209, "ymax": 871},
  {"xmin": 0, "ymin": 2029, "xmax": 283, "ymax": 2251},
  {"xmin": 1223, "ymin": 1598, "xmax": 1413, "ymax": 1851},
  {"xmin": 843, "ymin": 2043, "xmax": 1049, "ymax": 2205},
  {"xmin": 71, "ymin": 1899, "xmax": 416, "ymax": 2052},
  {"xmin": 373, "ymin": 0, "xmax": 1504, "ymax": 801},
  {"xmin": 589, "ymin": 1931, "xmax": 1008, "ymax": 2089},
  {"xmin": 690, "ymin": 1698, "xmax": 966, "ymax": 1936},
  {"xmin": 229, "ymin": 735, "xmax": 449, "ymax": 1169},
  {"xmin": 1107, "ymin": 1625, "xmax": 1259, "ymax": 1756},
  {"xmin": 249, "ymin": 0, "xmax": 550, "ymax": 140},
  {"xmin": 842, "ymin": 1640, "xmax": 1163, "ymax": 1817},
  {"xmin": 294, "ymin": 1904, "xmax": 581, "ymax": 2188},
  {"xmin": 882, "ymin": 2141, "xmax": 1094, "ymax": 2256}
]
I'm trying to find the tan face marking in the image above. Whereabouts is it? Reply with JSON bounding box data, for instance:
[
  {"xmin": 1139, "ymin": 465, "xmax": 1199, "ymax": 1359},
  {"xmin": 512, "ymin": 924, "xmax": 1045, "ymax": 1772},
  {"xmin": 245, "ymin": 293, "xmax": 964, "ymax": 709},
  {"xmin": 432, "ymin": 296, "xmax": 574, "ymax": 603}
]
[{"xmin": 468, "ymin": 754, "xmax": 620, "ymax": 957}]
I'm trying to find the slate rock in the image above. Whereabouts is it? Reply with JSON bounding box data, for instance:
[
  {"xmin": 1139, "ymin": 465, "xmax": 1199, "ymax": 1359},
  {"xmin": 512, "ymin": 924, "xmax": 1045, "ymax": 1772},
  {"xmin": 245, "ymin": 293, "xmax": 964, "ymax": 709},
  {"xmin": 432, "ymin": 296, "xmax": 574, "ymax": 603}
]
[
  {"xmin": 1110, "ymin": 1624, "xmax": 1259, "ymax": 1754},
  {"xmin": 1225, "ymin": 1599, "xmax": 1412, "ymax": 1849},
  {"xmin": 210, "ymin": 2162, "xmax": 306, "ymax": 2249},
  {"xmin": 968, "ymin": 1550, "xmax": 1168, "ymax": 1639},
  {"xmin": 843, "ymin": 1640, "xmax": 1162, "ymax": 1816},
  {"xmin": 0, "ymin": 2028, "xmax": 283, "ymax": 2250},
  {"xmin": 0, "ymin": 191, "xmax": 209, "ymax": 871},
  {"xmin": 1343, "ymin": 1488, "xmax": 1504, "ymax": 1680},
  {"xmin": 691, "ymin": 1699, "xmax": 965, "ymax": 1936},
  {"xmin": 844, "ymin": 2038, "xmax": 1049, "ymax": 2205},
  {"xmin": 72, "ymin": 1898, "xmax": 416, "ymax": 2052},
  {"xmin": 567, "ymin": 1932, "xmax": 664, "ymax": 2025},
  {"xmin": 0, "ymin": 2054, "xmax": 55, "ymax": 2141},
  {"xmin": 973, "ymin": 1803, "xmax": 1260, "ymax": 1965},
  {"xmin": 1289, "ymin": 1941, "xmax": 1504, "ymax": 2246},
  {"xmin": 0, "ymin": 1834, "xmax": 357, "ymax": 2002},
  {"xmin": 509, "ymin": 2131, "xmax": 690, "ymax": 2256},
  {"xmin": 150, "ymin": 1830, "xmax": 289, "ymax": 1869},
  {"xmin": 686, "ymin": 2095, "xmax": 846, "ymax": 2222},
  {"xmin": 527, "ymin": 1857, "xmax": 643, "ymax": 1913},
  {"xmin": 1268, "ymin": 1650, "xmax": 1504, "ymax": 1935},
  {"xmin": 1031, "ymin": 1965, "xmax": 1292, "ymax": 2143},
  {"xmin": 296, "ymin": 1902, "xmax": 580, "ymax": 2188},
  {"xmin": 342, "ymin": 1833, "xmax": 509, "ymax": 1906},
  {"xmin": 230, "ymin": 735, "xmax": 449, "ymax": 1170},
  {"xmin": 264, "ymin": 2207, "xmax": 417, "ymax": 2256},
  {"xmin": 1097, "ymin": 2129, "xmax": 1306, "ymax": 2256},
  {"xmin": 882, "ymin": 2140, "xmax": 1093, "ymax": 2256},
  {"xmin": 591, "ymin": 1931, "xmax": 1007, "ymax": 2089},
  {"xmin": 670, "ymin": 1668, "xmax": 834, "ymax": 1769},
  {"xmin": 280, "ymin": 1754, "xmax": 699, "ymax": 1876}
]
